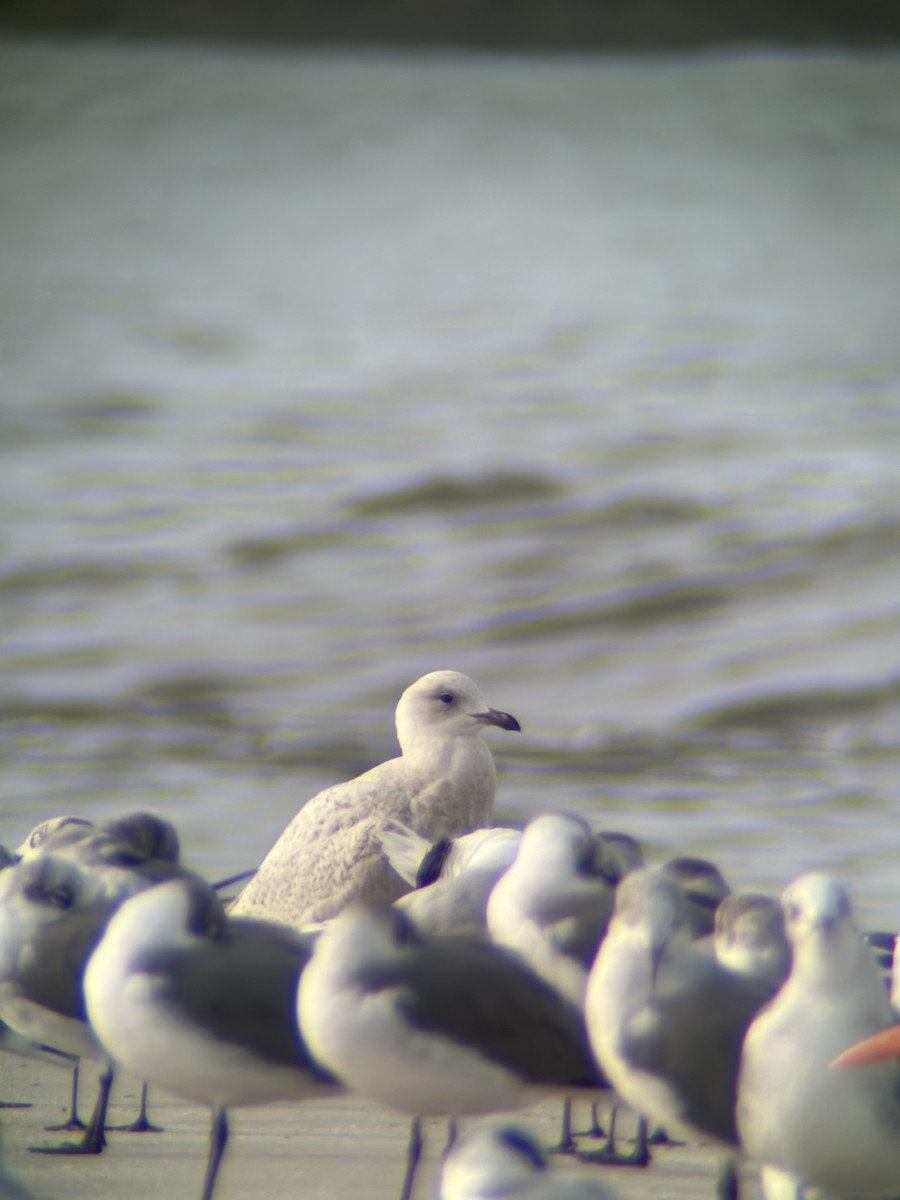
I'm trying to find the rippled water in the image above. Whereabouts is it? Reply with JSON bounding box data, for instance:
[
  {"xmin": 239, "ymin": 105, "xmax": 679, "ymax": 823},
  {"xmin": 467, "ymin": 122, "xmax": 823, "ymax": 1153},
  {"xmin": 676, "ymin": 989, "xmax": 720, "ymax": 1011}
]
[{"xmin": 2, "ymin": 40, "xmax": 900, "ymax": 925}]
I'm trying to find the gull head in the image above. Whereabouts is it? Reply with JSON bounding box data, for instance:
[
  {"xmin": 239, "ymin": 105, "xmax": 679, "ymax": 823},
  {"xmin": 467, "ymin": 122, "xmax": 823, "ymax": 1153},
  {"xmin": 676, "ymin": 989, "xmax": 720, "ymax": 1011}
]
[
  {"xmin": 610, "ymin": 867, "xmax": 689, "ymax": 969},
  {"xmin": 782, "ymin": 873, "xmax": 853, "ymax": 942},
  {"xmin": 441, "ymin": 1122, "xmax": 548, "ymax": 1199},
  {"xmin": 593, "ymin": 831, "xmax": 644, "ymax": 887},
  {"xmin": 515, "ymin": 811, "xmax": 595, "ymax": 874},
  {"xmin": 103, "ymin": 811, "xmax": 181, "ymax": 864},
  {"xmin": 781, "ymin": 872, "xmax": 863, "ymax": 983},
  {"xmin": 0, "ymin": 853, "xmax": 87, "ymax": 916},
  {"xmin": 308, "ymin": 903, "xmax": 422, "ymax": 980},
  {"xmin": 99, "ymin": 876, "xmax": 227, "ymax": 963},
  {"xmin": 395, "ymin": 671, "xmax": 520, "ymax": 752},
  {"xmin": 714, "ymin": 891, "xmax": 791, "ymax": 986},
  {"xmin": 15, "ymin": 815, "xmax": 93, "ymax": 859},
  {"xmin": 661, "ymin": 855, "xmax": 731, "ymax": 939},
  {"xmin": 0, "ymin": 854, "xmax": 94, "ymax": 980}
]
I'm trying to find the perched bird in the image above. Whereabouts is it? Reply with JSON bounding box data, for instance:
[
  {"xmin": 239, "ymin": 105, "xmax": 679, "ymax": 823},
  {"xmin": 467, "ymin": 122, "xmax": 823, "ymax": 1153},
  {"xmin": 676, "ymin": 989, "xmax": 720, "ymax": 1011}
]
[
  {"xmin": 485, "ymin": 814, "xmax": 641, "ymax": 1153},
  {"xmin": 383, "ymin": 821, "xmax": 523, "ymax": 936},
  {"xmin": 0, "ymin": 854, "xmax": 119, "ymax": 1153},
  {"xmin": 84, "ymin": 876, "xmax": 340, "ymax": 1200},
  {"xmin": 440, "ymin": 1121, "xmax": 622, "ymax": 1200},
  {"xmin": 232, "ymin": 670, "xmax": 520, "ymax": 928},
  {"xmin": 737, "ymin": 872, "xmax": 900, "ymax": 1200},
  {"xmin": 297, "ymin": 904, "xmax": 601, "ymax": 1200},
  {"xmin": 11, "ymin": 810, "xmax": 190, "ymax": 1139},
  {"xmin": 713, "ymin": 891, "xmax": 791, "ymax": 990},
  {"xmin": 15, "ymin": 811, "xmax": 184, "ymax": 902},
  {"xmin": 584, "ymin": 867, "xmax": 774, "ymax": 1193},
  {"xmin": 487, "ymin": 813, "xmax": 642, "ymax": 1007}
]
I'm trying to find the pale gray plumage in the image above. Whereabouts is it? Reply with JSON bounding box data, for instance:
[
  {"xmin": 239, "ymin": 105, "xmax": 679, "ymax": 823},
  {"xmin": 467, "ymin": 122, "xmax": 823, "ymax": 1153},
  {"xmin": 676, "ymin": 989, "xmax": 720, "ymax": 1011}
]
[{"xmin": 232, "ymin": 671, "xmax": 520, "ymax": 928}]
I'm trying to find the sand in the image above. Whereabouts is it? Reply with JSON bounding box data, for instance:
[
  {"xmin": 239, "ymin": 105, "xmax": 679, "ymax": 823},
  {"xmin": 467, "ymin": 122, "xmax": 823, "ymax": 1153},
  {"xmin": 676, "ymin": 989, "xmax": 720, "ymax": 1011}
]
[{"xmin": 1, "ymin": 1052, "xmax": 763, "ymax": 1200}]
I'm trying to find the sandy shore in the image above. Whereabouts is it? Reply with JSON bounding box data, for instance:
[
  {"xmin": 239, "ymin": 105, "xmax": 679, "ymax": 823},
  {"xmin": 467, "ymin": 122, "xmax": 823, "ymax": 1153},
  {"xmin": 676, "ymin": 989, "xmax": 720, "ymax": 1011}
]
[{"xmin": 1, "ymin": 1051, "xmax": 763, "ymax": 1200}]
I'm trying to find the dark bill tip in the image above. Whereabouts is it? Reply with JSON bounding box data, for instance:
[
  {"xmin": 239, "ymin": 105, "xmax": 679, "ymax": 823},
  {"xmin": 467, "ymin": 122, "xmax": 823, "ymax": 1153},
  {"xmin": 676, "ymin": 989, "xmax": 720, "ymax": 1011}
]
[{"xmin": 474, "ymin": 708, "xmax": 521, "ymax": 733}]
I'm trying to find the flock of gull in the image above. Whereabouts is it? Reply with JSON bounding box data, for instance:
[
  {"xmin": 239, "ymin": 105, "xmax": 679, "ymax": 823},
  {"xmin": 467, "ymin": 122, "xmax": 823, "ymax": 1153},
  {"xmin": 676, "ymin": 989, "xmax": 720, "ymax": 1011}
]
[{"xmin": 3, "ymin": 668, "xmax": 900, "ymax": 1200}]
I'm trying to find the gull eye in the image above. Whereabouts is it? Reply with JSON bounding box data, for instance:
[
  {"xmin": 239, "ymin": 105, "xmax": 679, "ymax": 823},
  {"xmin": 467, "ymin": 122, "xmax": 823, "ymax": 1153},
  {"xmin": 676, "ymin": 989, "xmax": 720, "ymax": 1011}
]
[{"xmin": 438, "ymin": 693, "xmax": 454, "ymax": 705}]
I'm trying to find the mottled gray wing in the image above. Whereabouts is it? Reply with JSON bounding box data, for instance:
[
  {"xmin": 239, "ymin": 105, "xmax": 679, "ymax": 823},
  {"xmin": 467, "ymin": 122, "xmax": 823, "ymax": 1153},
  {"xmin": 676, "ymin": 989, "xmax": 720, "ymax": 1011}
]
[
  {"xmin": 622, "ymin": 957, "xmax": 775, "ymax": 1146},
  {"xmin": 363, "ymin": 936, "xmax": 603, "ymax": 1088}
]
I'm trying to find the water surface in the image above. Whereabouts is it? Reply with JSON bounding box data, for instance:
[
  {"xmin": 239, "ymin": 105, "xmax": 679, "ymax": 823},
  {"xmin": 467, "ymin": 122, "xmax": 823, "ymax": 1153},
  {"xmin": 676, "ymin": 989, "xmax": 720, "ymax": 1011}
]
[{"xmin": 2, "ymin": 41, "xmax": 899, "ymax": 925}]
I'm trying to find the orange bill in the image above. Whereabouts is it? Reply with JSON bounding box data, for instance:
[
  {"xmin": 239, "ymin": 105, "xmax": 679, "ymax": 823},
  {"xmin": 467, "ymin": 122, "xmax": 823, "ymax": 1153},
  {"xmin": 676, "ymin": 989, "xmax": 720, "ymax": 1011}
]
[{"xmin": 831, "ymin": 1024, "xmax": 900, "ymax": 1069}]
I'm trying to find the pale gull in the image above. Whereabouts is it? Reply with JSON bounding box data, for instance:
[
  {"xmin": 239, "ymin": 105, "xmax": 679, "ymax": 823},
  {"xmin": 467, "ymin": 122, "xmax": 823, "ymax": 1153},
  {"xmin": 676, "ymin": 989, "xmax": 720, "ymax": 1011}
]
[
  {"xmin": 737, "ymin": 872, "xmax": 900, "ymax": 1200},
  {"xmin": 296, "ymin": 904, "xmax": 601, "ymax": 1200},
  {"xmin": 440, "ymin": 1121, "xmax": 622, "ymax": 1200},
  {"xmin": 232, "ymin": 670, "xmax": 520, "ymax": 928},
  {"xmin": 84, "ymin": 875, "xmax": 340, "ymax": 1200}
]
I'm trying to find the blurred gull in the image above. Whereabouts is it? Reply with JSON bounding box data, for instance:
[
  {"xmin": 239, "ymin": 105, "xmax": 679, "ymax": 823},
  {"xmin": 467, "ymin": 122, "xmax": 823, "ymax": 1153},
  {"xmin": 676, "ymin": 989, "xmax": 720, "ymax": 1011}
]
[
  {"xmin": 85, "ymin": 876, "xmax": 340, "ymax": 1200},
  {"xmin": 488, "ymin": 814, "xmax": 642, "ymax": 1007},
  {"xmin": 15, "ymin": 811, "xmax": 184, "ymax": 902},
  {"xmin": 232, "ymin": 670, "xmax": 520, "ymax": 928},
  {"xmin": 0, "ymin": 854, "xmax": 118, "ymax": 1154},
  {"xmin": 297, "ymin": 904, "xmax": 601, "ymax": 1200},
  {"xmin": 737, "ymin": 872, "xmax": 900, "ymax": 1200},
  {"xmin": 440, "ymin": 1122, "xmax": 622, "ymax": 1200},
  {"xmin": 660, "ymin": 856, "xmax": 731, "ymax": 941},
  {"xmin": 383, "ymin": 821, "xmax": 523, "ymax": 935},
  {"xmin": 486, "ymin": 813, "xmax": 641, "ymax": 1153},
  {"xmin": 584, "ymin": 867, "xmax": 774, "ymax": 1193},
  {"xmin": 713, "ymin": 891, "xmax": 791, "ymax": 990},
  {"xmin": 11, "ymin": 810, "xmax": 191, "ymax": 1137}
]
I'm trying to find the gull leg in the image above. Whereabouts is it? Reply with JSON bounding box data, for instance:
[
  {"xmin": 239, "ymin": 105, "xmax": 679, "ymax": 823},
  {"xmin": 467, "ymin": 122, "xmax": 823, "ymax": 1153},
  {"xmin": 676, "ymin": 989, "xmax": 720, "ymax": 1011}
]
[
  {"xmin": 547, "ymin": 1097, "xmax": 578, "ymax": 1154},
  {"xmin": 585, "ymin": 1100, "xmax": 606, "ymax": 1138},
  {"xmin": 107, "ymin": 1081, "xmax": 164, "ymax": 1133},
  {"xmin": 442, "ymin": 1119, "xmax": 457, "ymax": 1155},
  {"xmin": 399, "ymin": 1116, "xmax": 423, "ymax": 1200},
  {"xmin": 45, "ymin": 1060, "xmax": 85, "ymax": 1131},
  {"xmin": 32, "ymin": 1064, "xmax": 113, "ymax": 1154},
  {"xmin": 201, "ymin": 1108, "xmax": 229, "ymax": 1200},
  {"xmin": 577, "ymin": 1112, "xmax": 651, "ymax": 1168},
  {"xmin": 716, "ymin": 1154, "xmax": 740, "ymax": 1200}
]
